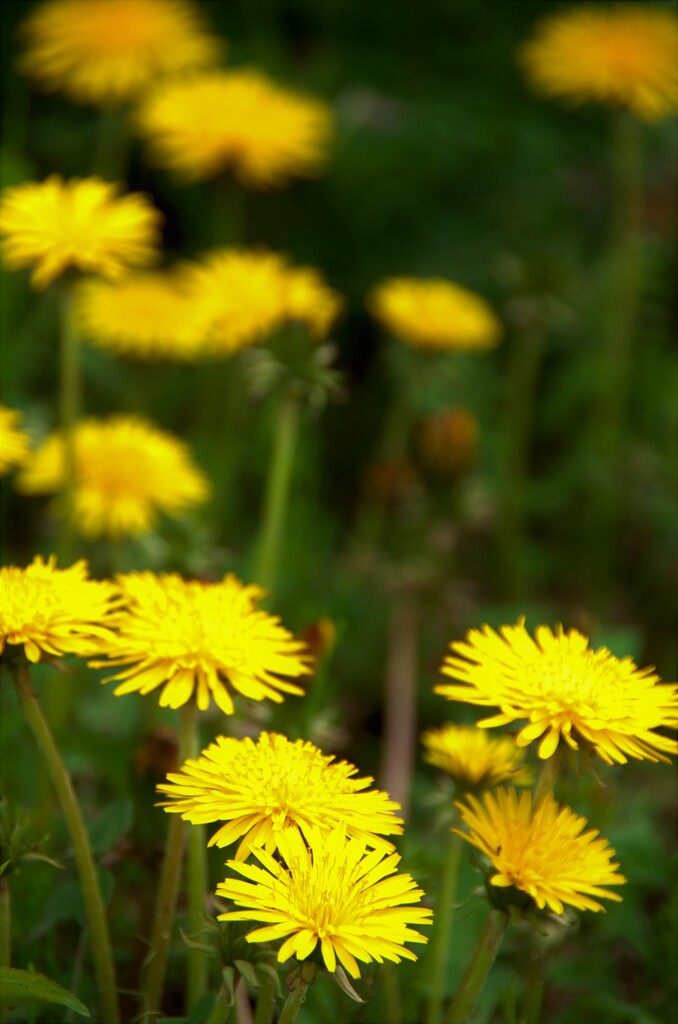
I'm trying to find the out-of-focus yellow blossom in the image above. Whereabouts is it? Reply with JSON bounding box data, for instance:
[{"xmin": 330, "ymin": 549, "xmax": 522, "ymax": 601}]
[
  {"xmin": 421, "ymin": 723, "xmax": 532, "ymax": 791},
  {"xmin": 285, "ymin": 266, "xmax": 343, "ymax": 339},
  {"xmin": 0, "ymin": 405, "xmax": 31, "ymax": 475}
]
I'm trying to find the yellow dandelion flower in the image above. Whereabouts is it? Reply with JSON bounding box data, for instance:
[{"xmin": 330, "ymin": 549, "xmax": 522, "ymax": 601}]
[
  {"xmin": 421, "ymin": 724, "xmax": 532, "ymax": 790},
  {"xmin": 135, "ymin": 69, "xmax": 333, "ymax": 187},
  {"xmin": 0, "ymin": 176, "xmax": 162, "ymax": 290},
  {"xmin": 455, "ymin": 788, "xmax": 626, "ymax": 915},
  {"xmin": 368, "ymin": 277, "xmax": 502, "ymax": 353},
  {"xmin": 19, "ymin": 0, "xmax": 222, "ymax": 107},
  {"xmin": 16, "ymin": 414, "xmax": 209, "ymax": 540},
  {"xmin": 75, "ymin": 270, "xmax": 210, "ymax": 361},
  {"xmin": 435, "ymin": 620, "xmax": 678, "ymax": 765},
  {"xmin": 91, "ymin": 573, "xmax": 311, "ymax": 715},
  {"xmin": 0, "ymin": 405, "xmax": 31, "ymax": 475},
  {"xmin": 0, "ymin": 555, "xmax": 120, "ymax": 663},
  {"xmin": 217, "ymin": 826, "xmax": 432, "ymax": 978},
  {"xmin": 158, "ymin": 730, "xmax": 403, "ymax": 861},
  {"xmin": 284, "ymin": 266, "xmax": 343, "ymax": 340},
  {"xmin": 520, "ymin": 5, "xmax": 678, "ymax": 122}
]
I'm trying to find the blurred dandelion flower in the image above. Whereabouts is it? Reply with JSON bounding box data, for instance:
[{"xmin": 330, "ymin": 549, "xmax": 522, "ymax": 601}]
[
  {"xmin": 417, "ymin": 408, "xmax": 479, "ymax": 477},
  {"xmin": 135, "ymin": 69, "xmax": 333, "ymax": 186},
  {"xmin": 75, "ymin": 270, "xmax": 209, "ymax": 361},
  {"xmin": 421, "ymin": 724, "xmax": 532, "ymax": 790},
  {"xmin": 0, "ymin": 555, "xmax": 119, "ymax": 663},
  {"xmin": 158, "ymin": 730, "xmax": 403, "ymax": 860},
  {"xmin": 217, "ymin": 826, "xmax": 432, "ymax": 977},
  {"xmin": 455, "ymin": 788, "xmax": 626, "ymax": 915},
  {"xmin": 16, "ymin": 414, "xmax": 209, "ymax": 539},
  {"xmin": 0, "ymin": 176, "xmax": 162, "ymax": 290},
  {"xmin": 368, "ymin": 277, "xmax": 502, "ymax": 353},
  {"xmin": 0, "ymin": 405, "xmax": 31, "ymax": 475},
  {"xmin": 285, "ymin": 266, "xmax": 343, "ymax": 339},
  {"xmin": 92, "ymin": 573, "xmax": 310, "ymax": 715},
  {"xmin": 436, "ymin": 620, "xmax": 678, "ymax": 764},
  {"xmin": 19, "ymin": 0, "xmax": 221, "ymax": 107},
  {"xmin": 520, "ymin": 5, "xmax": 678, "ymax": 122}
]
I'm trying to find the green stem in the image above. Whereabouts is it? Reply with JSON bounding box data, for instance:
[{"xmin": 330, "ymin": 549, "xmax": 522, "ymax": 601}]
[
  {"xmin": 533, "ymin": 751, "xmax": 560, "ymax": 806},
  {"xmin": 0, "ymin": 876, "xmax": 9, "ymax": 970},
  {"xmin": 278, "ymin": 963, "xmax": 318, "ymax": 1024},
  {"xmin": 214, "ymin": 177, "xmax": 247, "ymax": 246},
  {"xmin": 379, "ymin": 593, "xmax": 418, "ymax": 818},
  {"xmin": 182, "ymin": 704, "xmax": 208, "ymax": 1010},
  {"xmin": 254, "ymin": 390, "xmax": 300, "ymax": 595},
  {"xmin": 58, "ymin": 286, "xmax": 81, "ymax": 567},
  {"xmin": 446, "ymin": 910, "xmax": 509, "ymax": 1024},
  {"xmin": 253, "ymin": 974, "xmax": 277, "ymax": 1024},
  {"xmin": 91, "ymin": 107, "xmax": 131, "ymax": 181},
  {"xmin": 13, "ymin": 666, "xmax": 120, "ymax": 1024},
  {"xmin": 382, "ymin": 965, "xmax": 402, "ymax": 1024},
  {"xmin": 425, "ymin": 830, "xmax": 463, "ymax": 1024}
]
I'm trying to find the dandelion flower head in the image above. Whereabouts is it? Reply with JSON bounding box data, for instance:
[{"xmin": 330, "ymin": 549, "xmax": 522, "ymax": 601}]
[
  {"xmin": 135, "ymin": 69, "xmax": 333, "ymax": 186},
  {"xmin": 285, "ymin": 266, "xmax": 343, "ymax": 339},
  {"xmin": 0, "ymin": 405, "xmax": 31, "ymax": 475},
  {"xmin": 0, "ymin": 176, "xmax": 162, "ymax": 290},
  {"xmin": 218, "ymin": 826, "xmax": 432, "ymax": 978},
  {"xmin": 92, "ymin": 573, "xmax": 311, "ymax": 715},
  {"xmin": 19, "ymin": 0, "xmax": 222, "ymax": 106},
  {"xmin": 435, "ymin": 620, "xmax": 678, "ymax": 764},
  {"xmin": 368, "ymin": 277, "xmax": 502, "ymax": 353},
  {"xmin": 421, "ymin": 723, "xmax": 532, "ymax": 791},
  {"xmin": 158, "ymin": 730, "xmax": 403, "ymax": 860},
  {"xmin": 455, "ymin": 787, "xmax": 626, "ymax": 915},
  {"xmin": 16, "ymin": 414, "xmax": 209, "ymax": 540},
  {"xmin": 520, "ymin": 5, "xmax": 678, "ymax": 122},
  {"xmin": 0, "ymin": 555, "xmax": 120, "ymax": 663}
]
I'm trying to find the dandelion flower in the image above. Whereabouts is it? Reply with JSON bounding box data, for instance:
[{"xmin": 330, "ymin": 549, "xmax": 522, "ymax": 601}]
[
  {"xmin": 75, "ymin": 270, "xmax": 209, "ymax": 361},
  {"xmin": 218, "ymin": 826, "xmax": 432, "ymax": 978},
  {"xmin": 136, "ymin": 69, "xmax": 333, "ymax": 186},
  {"xmin": 368, "ymin": 277, "xmax": 502, "ymax": 353},
  {"xmin": 16, "ymin": 414, "xmax": 209, "ymax": 540},
  {"xmin": 520, "ymin": 5, "xmax": 678, "ymax": 122},
  {"xmin": 455, "ymin": 788, "xmax": 626, "ymax": 915},
  {"xmin": 284, "ymin": 266, "xmax": 343, "ymax": 339},
  {"xmin": 19, "ymin": 0, "xmax": 221, "ymax": 107},
  {"xmin": 158, "ymin": 731, "xmax": 403, "ymax": 860},
  {"xmin": 435, "ymin": 620, "xmax": 678, "ymax": 764},
  {"xmin": 92, "ymin": 573, "xmax": 310, "ymax": 715},
  {"xmin": 0, "ymin": 405, "xmax": 31, "ymax": 475},
  {"xmin": 421, "ymin": 724, "xmax": 532, "ymax": 790},
  {"xmin": 0, "ymin": 555, "xmax": 120, "ymax": 663},
  {"xmin": 0, "ymin": 176, "xmax": 162, "ymax": 290}
]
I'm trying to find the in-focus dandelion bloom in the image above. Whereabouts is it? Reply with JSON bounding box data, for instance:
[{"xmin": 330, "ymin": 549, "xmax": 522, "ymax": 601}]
[
  {"xmin": 92, "ymin": 573, "xmax": 310, "ymax": 715},
  {"xmin": 455, "ymin": 787, "xmax": 626, "ymax": 915},
  {"xmin": 0, "ymin": 405, "xmax": 31, "ymax": 475},
  {"xmin": 520, "ymin": 5, "xmax": 678, "ymax": 122},
  {"xmin": 436, "ymin": 620, "xmax": 678, "ymax": 764},
  {"xmin": 75, "ymin": 270, "xmax": 210, "ymax": 361},
  {"xmin": 0, "ymin": 176, "xmax": 162, "ymax": 290},
  {"xmin": 368, "ymin": 277, "xmax": 502, "ymax": 353},
  {"xmin": 16, "ymin": 415, "xmax": 209, "ymax": 539},
  {"xmin": 158, "ymin": 731, "xmax": 403, "ymax": 860},
  {"xmin": 19, "ymin": 0, "xmax": 221, "ymax": 106},
  {"xmin": 0, "ymin": 555, "xmax": 120, "ymax": 663},
  {"xmin": 136, "ymin": 69, "xmax": 333, "ymax": 186},
  {"xmin": 421, "ymin": 724, "xmax": 532, "ymax": 790},
  {"xmin": 217, "ymin": 826, "xmax": 432, "ymax": 978}
]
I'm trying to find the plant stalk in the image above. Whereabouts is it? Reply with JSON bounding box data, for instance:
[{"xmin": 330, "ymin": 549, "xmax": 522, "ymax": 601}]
[
  {"xmin": 379, "ymin": 592, "xmax": 418, "ymax": 818},
  {"xmin": 425, "ymin": 830, "xmax": 463, "ymax": 1024},
  {"xmin": 278, "ymin": 962, "xmax": 318, "ymax": 1024},
  {"xmin": 254, "ymin": 390, "xmax": 300, "ymax": 595},
  {"xmin": 140, "ymin": 813, "xmax": 186, "ymax": 1023},
  {"xmin": 182, "ymin": 704, "xmax": 208, "ymax": 1009},
  {"xmin": 58, "ymin": 286, "xmax": 81, "ymax": 568},
  {"xmin": 446, "ymin": 910, "xmax": 509, "ymax": 1024}
]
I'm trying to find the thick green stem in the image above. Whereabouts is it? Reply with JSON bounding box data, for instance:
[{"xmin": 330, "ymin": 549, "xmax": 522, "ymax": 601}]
[
  {"xmin": 382, "ymin": 965, "xmax": 402, "ymax": 1024},
  {"xmin": 254, "ymin": 391, "xmax": 300, "ymax": 595},
  {"xmin": 278, "ymin": 963, "xmax": 318, "ymax": 1024},
  {"xmin": 379, "ymin": 593, "xmax": 418, "ymax": 818},
  {"xmin": 214, "ymin": 177, "xmax": 247, "ymax": 246},
  {"xmin": 425, "ymin": 830, "xmax": 463, "ymax": 1024},
  {"xmin": 446, "ymin": 910, "xmax": 509, "ymax": 1024},
  {"xmin": 91, "ymin": 107, "xmax": 131, "ymax": 181},
  {"xmin": 534, "ymin": 752, "xmax": 560, "ymax": 806},
  {"xmin": 182, "ymin": 704, "xmax": 208, "ymax": 1009},
  {"xmin": 253, "ymin": 975, "xmax": 277, "ymax": 1024},
  {"xmin": 58, "ymin": 287, "xmax": 81, "ymax": 568},
  {"xmin": 13, "ymin": 667, "xmax": 119, "ymax": 1024},
  {"xmin": 0, "ymin": 875, "xmax": 8, "ymax": 1021}
]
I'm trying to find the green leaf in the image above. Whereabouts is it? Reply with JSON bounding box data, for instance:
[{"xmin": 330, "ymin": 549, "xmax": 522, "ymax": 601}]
[
  {"xmin": 234, "ymin": 959, "xmax": 260, "ymax": 988},
  {"xmin": 0, "ymin": 967, "xmax": 90, "ymax": 1016},
  {"xmin": 87, "ymin": 799, "xmax": 134, "ymax": 855},
  {"xmin": 331, "ymin": 965, "xmax": 365, "ymax": 1003},
  {"xmin": 31, "ymin": 870, "xmax": 115, "ymax": 937}
]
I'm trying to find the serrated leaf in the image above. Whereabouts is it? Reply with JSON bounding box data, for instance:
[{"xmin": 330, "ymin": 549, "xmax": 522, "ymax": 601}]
[
  {"xmin": 332, "ymin": 965, "xmax": 365, "ymax": 1003},
  {"xmin": 88, "ymin": 799, "xmax": 134, "ymax": 855},
  {"xmin": 0, "ymin": 967, "xmax": 90, "ymax": 1016}
]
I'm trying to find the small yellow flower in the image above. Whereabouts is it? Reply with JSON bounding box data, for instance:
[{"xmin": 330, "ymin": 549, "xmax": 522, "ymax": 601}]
[
  {"xmin": 75, "ymin": 270, "xmax": 210, "ymax": 361},
  {"xmin": 455, "ymin": 788, "xmax": 626, "ymax": 915},
  {"xmin": 417, "ymin": 408, "xmax": 479, "ymax": 477},
  {"xmin": 158, "ymin": 730, "xmax": 403, "ymax": 860},
  {"xmin": 135, "ymin": 69, "xmax": 333, "ymax": 186},
  {"xmin": 368, "ymin": 277, "xmax": 502, "ymax": 353},
  {"xmin": 285, "ymin": 266, "xmax": 343, "ymax": 339},
  {"xmin": 92, "ymin": 573, "xmax": 311, "ymax": 715},
  {"xmin": 520, "ymin": 5, "xmax": 678, "ymax": 122},
  {"xmin": 421, "ymin": 724, "xmax": 532, "ymax": 790},
  {"xmin": 0, "ymin": 405, "xmax": 31, "ymax": 475},
  {"xmin": 19, "ymin": 0, "xmax": 222, "ymax": 107},
  {"xmin": 16, "ymin": 414, "xmax": 209, "ymax": 540},
  {"xmin": 0, "ymin": 555, "xmax": 120, "ymax": 663},
  {"xmin": 435, "ymin": 620, "xmax": 678, "ymax": 764},
  {"xmin": 217, "ymin": 826, "xmax": 432, "ymax": 978},
  {"xmin": 0, "ymin": 176, "xmax": 162, "ymax": 290}
]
